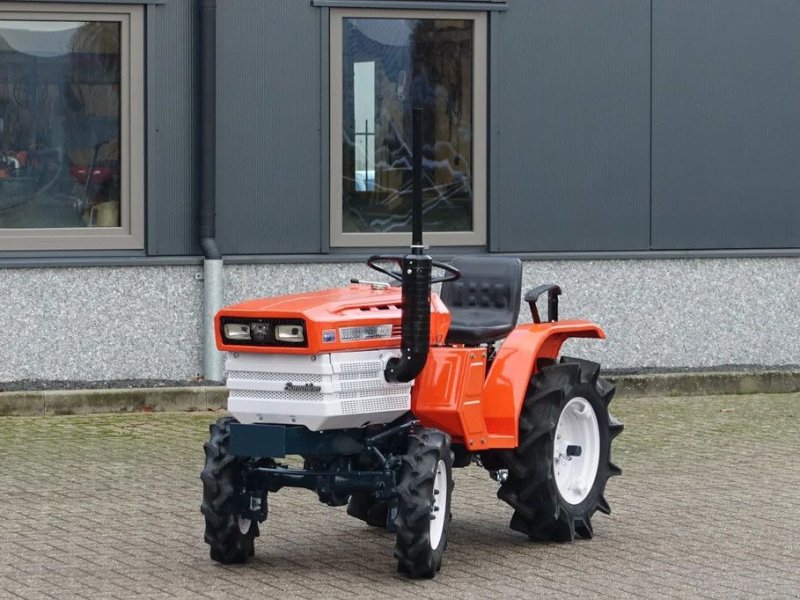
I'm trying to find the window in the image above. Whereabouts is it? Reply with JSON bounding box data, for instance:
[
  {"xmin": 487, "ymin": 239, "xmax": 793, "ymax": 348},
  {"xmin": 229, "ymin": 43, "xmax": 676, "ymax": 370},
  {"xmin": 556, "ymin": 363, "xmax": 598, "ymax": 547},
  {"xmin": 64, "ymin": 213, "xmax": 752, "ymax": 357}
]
[
  {"xmin": 330, "ymin": 9, "xmax": 487, "ymax": 247},
  {"xmin": 0, "ymin": 3, "xmax": 143, "ymax": 251}
]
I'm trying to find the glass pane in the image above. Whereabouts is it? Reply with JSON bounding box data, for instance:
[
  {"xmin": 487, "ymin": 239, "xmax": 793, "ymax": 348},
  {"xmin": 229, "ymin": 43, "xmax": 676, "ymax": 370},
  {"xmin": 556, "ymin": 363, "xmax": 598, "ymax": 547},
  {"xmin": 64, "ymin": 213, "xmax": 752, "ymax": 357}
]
[
  {"xmin": 342, "ymin": 17, "xmax": 474, "ymax": 233},
  {"xmin": 353, "ymin": 60, "xmax": 375, "ymax": 192},
  {"xmin": 0, "ymin": 20, "xmax": 121, "ymax": 229}
]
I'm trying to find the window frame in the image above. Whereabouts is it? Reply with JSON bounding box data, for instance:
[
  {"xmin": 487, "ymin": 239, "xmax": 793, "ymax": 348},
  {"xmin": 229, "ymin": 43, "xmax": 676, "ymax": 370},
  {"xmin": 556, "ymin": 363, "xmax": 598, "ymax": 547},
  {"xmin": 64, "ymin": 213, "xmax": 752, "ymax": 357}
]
[
  {"xmin": 329, "ymin": 7, "xmax": 487, "ymax": 248},
  {"xmin": 0, "ymin": 2, "xmax": 144, "ymax": 251}
]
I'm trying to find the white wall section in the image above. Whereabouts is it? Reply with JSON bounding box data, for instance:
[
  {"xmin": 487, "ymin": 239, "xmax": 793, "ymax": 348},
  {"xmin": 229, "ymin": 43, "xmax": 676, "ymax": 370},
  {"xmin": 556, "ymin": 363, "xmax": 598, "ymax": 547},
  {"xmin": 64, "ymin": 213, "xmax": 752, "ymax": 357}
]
[{"xmin": 1, "ymin": 257, "xmax": 797, "ymax": 381}]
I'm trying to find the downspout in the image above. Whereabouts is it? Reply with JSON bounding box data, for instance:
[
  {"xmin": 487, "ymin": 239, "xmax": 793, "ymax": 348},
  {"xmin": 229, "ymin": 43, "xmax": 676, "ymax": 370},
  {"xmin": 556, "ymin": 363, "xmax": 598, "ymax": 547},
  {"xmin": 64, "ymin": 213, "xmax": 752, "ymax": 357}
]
[{"xmin": 198, "ymin": 0, "xmax": 223, "ymax": 381}]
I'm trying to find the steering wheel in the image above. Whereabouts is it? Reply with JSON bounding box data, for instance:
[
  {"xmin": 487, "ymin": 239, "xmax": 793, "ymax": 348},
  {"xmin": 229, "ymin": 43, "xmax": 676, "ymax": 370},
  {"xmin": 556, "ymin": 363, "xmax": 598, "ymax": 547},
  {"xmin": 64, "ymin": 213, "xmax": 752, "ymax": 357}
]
[{"xmin": 367, "ymin": 255, "xmax": 461, "ymax": 284}]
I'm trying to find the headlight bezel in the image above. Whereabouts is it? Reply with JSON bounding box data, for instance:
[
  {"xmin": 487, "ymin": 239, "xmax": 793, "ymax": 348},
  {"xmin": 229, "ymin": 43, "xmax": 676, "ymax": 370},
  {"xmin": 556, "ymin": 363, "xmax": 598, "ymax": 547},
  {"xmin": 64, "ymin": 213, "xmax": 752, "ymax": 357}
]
[{"xmin": 220, "ymin": 317, "xmax": 308, "ymax": 347}]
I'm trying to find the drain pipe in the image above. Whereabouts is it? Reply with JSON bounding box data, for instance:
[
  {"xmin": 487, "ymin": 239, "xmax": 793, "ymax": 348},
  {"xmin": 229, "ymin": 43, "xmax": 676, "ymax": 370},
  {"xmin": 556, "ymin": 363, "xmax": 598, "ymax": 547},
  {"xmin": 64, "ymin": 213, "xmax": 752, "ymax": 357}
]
[{"xmin": 198, "ymin": 0, "xmax": 223, "ymax": 381}]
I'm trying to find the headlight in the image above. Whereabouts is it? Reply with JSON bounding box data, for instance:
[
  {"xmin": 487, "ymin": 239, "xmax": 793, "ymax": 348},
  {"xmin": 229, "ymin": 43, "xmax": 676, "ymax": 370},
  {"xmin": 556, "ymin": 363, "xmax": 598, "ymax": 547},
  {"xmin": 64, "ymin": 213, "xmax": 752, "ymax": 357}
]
[
  {"xmin": 223, "ymin": 323, "xmax": 251, "ymax": 341},
  {"xmin": 339, "ymin": 324, "xmax": 392, "ymax": 341},
  {"xmin": 275, "ymin": 324, "xmax": 305, "ymax": 343}
]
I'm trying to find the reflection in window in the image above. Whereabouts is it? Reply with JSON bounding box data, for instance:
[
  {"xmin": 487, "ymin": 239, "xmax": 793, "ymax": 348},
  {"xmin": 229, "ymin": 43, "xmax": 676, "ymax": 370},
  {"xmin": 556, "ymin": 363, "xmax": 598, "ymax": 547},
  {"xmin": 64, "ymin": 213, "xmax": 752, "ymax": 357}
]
[
  {"xmin": 353, "ymin": 60, "xmax": 375, "ymax": 192},
  {"xmin": 342, "ymin": 17, "xmax": 474, "ymax": 234},
  {"xmin": 0, "ymin": 20, "xmax": 121, "ymax": 229}
]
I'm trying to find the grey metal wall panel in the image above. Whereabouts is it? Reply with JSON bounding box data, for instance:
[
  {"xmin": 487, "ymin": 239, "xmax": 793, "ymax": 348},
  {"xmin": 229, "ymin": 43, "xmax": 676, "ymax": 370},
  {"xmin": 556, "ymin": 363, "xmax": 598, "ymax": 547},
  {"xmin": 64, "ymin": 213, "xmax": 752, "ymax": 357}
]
[
  {"xmin": 22, "ymin": 0, "xmax": 165, "ymax": 4},
  {"xmin": 146, "ymin": 0, "xmax": 197, "ymax": 256},
  {"xmin": 489, "ymin": 0, "xmax": 650, "ymax": 252},
  {"xmin": 652, "ymin": 0, "xmax": 800, "ymax": 249},
  {"xmin": 311, "ymin": 1, "xmax": 506, "ymax": 9},
  {"xmin": 216, "ymin": 0, "xmax": 322, "ymax": 254}
]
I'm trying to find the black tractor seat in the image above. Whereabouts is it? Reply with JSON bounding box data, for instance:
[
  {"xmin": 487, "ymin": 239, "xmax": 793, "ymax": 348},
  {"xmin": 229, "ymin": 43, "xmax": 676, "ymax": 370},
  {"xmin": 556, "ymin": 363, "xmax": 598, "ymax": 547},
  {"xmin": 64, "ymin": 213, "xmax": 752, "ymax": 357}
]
[{"xmin": 439, "ymin": 256, "xmax": 523, "ymax": 346}]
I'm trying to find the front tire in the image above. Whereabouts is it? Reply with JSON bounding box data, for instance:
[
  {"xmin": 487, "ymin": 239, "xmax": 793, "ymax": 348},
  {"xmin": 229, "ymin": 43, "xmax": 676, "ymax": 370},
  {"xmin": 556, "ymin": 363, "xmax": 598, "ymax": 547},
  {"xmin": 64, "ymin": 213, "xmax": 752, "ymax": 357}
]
[
  {"xmin": 496, "ymin": 357, "xmax": 623, "ymax": 541},
  {"xmin": 394, "ymin": 427, "xmax": 454, "ymax": 578},
  {"xmin": 200, "ymin": 416, "xmax": 260, "ymax": 564}
]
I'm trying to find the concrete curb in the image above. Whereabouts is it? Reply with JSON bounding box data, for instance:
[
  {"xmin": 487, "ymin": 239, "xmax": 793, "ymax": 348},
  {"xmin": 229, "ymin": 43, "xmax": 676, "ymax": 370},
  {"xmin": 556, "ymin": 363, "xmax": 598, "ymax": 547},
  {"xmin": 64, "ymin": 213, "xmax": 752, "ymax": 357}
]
[
  {"xmin": 1, "ymin": 370, "xmax": 798, "ymax": 417},
  {"xmin": 607, "ymin": 369, "xmax": 800, "ymax": 399},
  {"xmin": 0, "ymin": 387, "xmax": 228, "ymax": 417}
]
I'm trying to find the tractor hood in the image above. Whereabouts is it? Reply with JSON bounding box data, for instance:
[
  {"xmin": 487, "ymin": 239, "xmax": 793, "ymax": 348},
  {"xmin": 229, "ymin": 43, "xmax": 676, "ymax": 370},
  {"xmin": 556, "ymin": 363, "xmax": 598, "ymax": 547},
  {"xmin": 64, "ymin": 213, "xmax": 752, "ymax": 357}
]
[{"xmin": 215, "ymin": 284, "xmax": 451, "ymax": 354}]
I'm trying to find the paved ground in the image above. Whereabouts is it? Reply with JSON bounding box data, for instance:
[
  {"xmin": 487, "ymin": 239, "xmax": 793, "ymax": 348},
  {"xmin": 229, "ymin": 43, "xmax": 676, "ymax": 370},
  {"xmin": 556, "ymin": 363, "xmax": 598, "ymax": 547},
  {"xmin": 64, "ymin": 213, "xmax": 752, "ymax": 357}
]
[{"xmin": 0, "ymin": 393, "xmax": 798, "ymax": 599}]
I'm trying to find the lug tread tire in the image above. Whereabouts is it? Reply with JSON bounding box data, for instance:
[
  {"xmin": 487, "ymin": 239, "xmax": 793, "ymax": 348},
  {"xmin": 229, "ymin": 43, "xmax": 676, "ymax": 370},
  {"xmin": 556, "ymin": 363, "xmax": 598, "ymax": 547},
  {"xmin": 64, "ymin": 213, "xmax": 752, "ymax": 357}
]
[
  {"xmin": 497, "ymin": 357, "xmax": 623, "ymax": 542},
  {"xmin": 200, "ymin": 416, "xmax": 259, "ymax": 564},
  {"xmin": 393, "ymin": 427, "xmax": 454, "ymax": 579}
]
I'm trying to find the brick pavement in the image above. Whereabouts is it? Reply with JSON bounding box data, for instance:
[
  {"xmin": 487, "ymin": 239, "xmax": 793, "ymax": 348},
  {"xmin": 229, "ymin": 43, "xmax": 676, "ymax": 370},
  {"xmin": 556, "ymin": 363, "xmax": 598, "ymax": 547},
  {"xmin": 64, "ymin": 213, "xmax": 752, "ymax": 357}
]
[{"xmin": 0, "ymin": 393, "xmax": 798, "ymax": 599}]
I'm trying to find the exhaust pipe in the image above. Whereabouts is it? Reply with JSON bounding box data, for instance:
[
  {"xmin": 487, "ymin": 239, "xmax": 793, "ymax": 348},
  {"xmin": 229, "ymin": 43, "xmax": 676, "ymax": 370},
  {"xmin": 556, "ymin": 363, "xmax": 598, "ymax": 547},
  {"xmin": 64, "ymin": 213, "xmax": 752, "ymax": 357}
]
[{"xmin": 384, "ymin": 109, "xmax": 432, "ymax": 383}]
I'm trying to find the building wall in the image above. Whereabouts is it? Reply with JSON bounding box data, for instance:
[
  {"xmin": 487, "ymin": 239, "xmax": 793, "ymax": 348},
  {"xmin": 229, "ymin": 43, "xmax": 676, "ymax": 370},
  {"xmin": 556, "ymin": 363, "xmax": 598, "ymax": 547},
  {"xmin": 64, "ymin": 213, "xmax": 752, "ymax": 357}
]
[
  {"xmin": 651, "ymin": 0, "xmax": 800, "ymax": 249},
  {"xmin": 490, "ymin": 0, "xmax": 651, "ymax": 252},
  {"xmin": 146, "ymin": 0, "xmax": 198, "ymax": 256},
  {"xmin": 2, "ymin": 0, "xmax": 797, "ymax": 258},
  {"xmin": 211, "ymin": 0, "xmax": 799, "ymax": 255},
  {"xmin": 215, "ymin": 0, "xmax": 324, "ymax": 254},
  {"xmin": 2, "ymin": 0, "xmax": 799, "ymax": 381},
  {"xmin": 1, "ymin": 257, "xmax": 797, "ymax": 381}
]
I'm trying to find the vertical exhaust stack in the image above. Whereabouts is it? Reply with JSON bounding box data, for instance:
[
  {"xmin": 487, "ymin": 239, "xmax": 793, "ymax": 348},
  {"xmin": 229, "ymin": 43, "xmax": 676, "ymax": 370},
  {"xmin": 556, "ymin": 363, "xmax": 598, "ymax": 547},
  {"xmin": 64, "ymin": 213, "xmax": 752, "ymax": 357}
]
[{"xmin": 385, "ymin": 109, "xmax": 433, "ymax": 383}]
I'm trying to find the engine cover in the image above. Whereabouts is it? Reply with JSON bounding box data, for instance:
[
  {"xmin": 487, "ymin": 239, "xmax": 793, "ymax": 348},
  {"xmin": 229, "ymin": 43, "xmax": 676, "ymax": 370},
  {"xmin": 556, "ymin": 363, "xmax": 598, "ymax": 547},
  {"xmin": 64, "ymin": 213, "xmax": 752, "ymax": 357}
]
[{"xmin": 225, "ymin": 349, "xmax": 413, "ymax": 431}]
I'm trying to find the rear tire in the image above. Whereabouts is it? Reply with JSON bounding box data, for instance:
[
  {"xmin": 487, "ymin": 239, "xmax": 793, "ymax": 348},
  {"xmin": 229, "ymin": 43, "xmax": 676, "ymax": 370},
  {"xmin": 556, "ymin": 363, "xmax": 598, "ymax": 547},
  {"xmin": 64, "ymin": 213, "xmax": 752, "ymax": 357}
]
[
  {"xmin": 497, "ymin": 357, "xmax": 623, "ymax": 541},
  {"xmin": 200, "ymin": 416, "xmax": 260, "ymax": 564},
  {"xmin": 394, "ymin": 427, "xmax": 454, "ymax": 578}
]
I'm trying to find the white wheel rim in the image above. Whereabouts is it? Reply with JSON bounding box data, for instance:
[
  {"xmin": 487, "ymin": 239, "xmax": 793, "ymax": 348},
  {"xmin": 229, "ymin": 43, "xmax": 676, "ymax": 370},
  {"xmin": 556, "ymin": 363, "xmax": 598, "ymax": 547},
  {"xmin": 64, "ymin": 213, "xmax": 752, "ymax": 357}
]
[
  {"xmin": 553, "ymin": 397, "xmax": 600, "ymax": 505},
  {"xmin": 429, "ymin": 459, "xmax": 447, "ymax": 549},
  {"xmin": 237, "ymin": 516, "xmax": 251, "ymax": 535}
]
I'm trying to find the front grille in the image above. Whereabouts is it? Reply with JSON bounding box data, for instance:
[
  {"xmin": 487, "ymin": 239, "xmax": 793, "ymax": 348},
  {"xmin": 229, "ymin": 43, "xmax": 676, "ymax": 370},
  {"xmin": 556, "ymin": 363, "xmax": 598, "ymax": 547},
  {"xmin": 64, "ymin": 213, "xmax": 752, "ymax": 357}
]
[
  {"xmin": 225, "ymin": 349, "xmax": 413, "ymax": 429},
  {"xmin": 227, "ymin": 370, "xmax": 323, "ymax": 383},
  {"xmin": 339, "ymin": 360, "xmax": 383, "ymax": 376},
  {"xmin": 341, "ymin": 395, "xmax": 409, "ymax": 415},
  {"xmin": 230, "ymin": 389, "xmax": 324, "ymax": 402}
]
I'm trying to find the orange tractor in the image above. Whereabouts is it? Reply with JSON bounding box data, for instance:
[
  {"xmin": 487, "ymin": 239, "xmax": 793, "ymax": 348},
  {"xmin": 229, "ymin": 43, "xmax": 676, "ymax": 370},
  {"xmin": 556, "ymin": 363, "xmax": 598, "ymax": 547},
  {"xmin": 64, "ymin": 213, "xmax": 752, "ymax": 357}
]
[{"xmin": 201, "ymin": 112, "xmax": 623, "ymax": 578}]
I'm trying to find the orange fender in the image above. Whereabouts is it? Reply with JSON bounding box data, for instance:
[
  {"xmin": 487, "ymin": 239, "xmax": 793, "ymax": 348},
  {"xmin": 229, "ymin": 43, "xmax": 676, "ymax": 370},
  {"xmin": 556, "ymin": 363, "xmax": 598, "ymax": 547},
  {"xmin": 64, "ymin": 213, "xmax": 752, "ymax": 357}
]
[
  {"xmin": 412, "ymin": 320, "xmax": 605, "ymax": 451},
  {"xmin": 411, "ymin": 346, "xmax": 489, "ymax": 449},
  {"xmin": 480, "ymin": 320, "xmax": 606, "ymax": 448}
]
